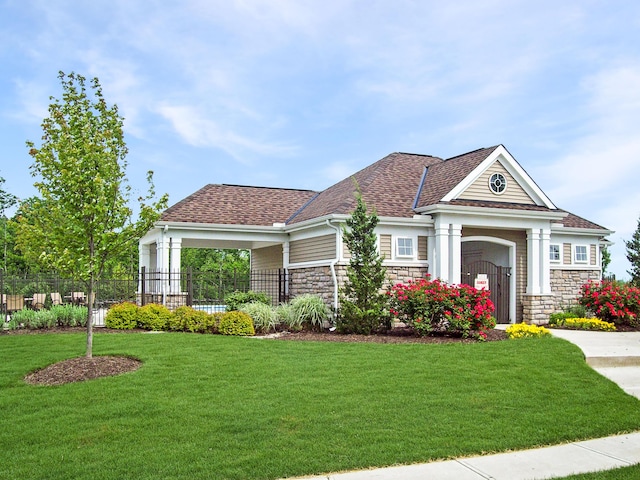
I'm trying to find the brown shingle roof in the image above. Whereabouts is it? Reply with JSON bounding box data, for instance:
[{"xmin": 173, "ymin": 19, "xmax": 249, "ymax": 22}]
[
  {"xmin": 416, "ymin": 147, "xmax": 497, "ymax": 207},
  {"xmin": 288, "ymin": 152, "xmax": 443, "ymax": 224},
  {"xmin": 160, "ymin": 184, "xmax": 318, "ymax": 226},
  {"xmin": 159, "ymin": 147, "xmax": 609, "ymax": 233},
  {"xmin": 560, "ymin": 212, "xmax": 608, "ymax": 230}
]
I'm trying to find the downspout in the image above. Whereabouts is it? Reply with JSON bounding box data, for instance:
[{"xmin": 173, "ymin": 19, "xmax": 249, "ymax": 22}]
[{"xmin": 326, "ymin": 219, "xmax": 341, "ymax": 320}]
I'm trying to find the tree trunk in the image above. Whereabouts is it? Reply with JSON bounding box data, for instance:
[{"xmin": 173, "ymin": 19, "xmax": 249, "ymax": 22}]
[{"xmin": 86, "ymin": 279, "xmax": 94, "ymax": 358}]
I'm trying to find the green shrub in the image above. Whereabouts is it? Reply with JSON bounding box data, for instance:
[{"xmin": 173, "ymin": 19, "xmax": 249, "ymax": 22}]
[
  {"xmin": 506, "ymin": 322, "xmax": 551, "ymax": 339},
  {"xmin": 219, "ymin": 311, "xmax": 255, "ymax": 336},
  {"xmin": 224, "ymin": 290, "xmax": 271, "ymax": 312},
  {"xmin": 551, "ymin": 317, "xmax": 616, "ymax": 331},
  {"xmin": 289, "ymin": 294, "xmax": 331, "ymax": 330},
  {"xmin": 240, "ymin": 302, "xmax": 279, "ymax": 333},
  {"xmin": 388, "ymin": 276, "xmax": 496, "ymax": 340},
  {"xmin": 276, "ymin": 303, "xmax": 303, "ymax": 331},
  {"xmin": 137, "ymin": 304, "xmax": 172, "ymax": 331},
  {"xmin": 105, "ymin": 302, "xmax": 139, "ymax": 330},
  {"xmin": 11, "ymin": 308, "xmax": 38, "ymax": 329},
  {"xmin": 579, "ymin": 281, "xmax": 640, "ymax": 327},
  {"xmin": 549, "ymin": 311, "xmax": 578, "ymax": 325},
  {"xmin": 171, "ymin": 306, "xmax": 215, "ymax": 333}
]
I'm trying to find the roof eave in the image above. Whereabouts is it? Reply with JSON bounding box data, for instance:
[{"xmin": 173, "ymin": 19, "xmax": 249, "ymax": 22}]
[{"xmin": 414, "ymin": 203, "xmax": 568, "ymax": 221}]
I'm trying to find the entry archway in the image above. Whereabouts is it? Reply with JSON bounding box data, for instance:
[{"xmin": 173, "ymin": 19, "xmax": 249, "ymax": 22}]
[{"xmin": 461, "ymin": 236, "xmax": 516, "ymax": 324}]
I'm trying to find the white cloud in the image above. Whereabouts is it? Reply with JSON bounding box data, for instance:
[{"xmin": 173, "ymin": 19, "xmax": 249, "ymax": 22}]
[{"xmin": 156, "ymin": 103, "xmax": 298, "ymax": 161}]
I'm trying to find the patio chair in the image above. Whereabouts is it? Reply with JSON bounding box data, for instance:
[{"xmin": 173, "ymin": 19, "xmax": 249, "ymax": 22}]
[
  {"xmin": 6, "ymin": 295, "xmax": 24, "ymax": 313},
  {"xmin": 32, "ymin": 293, "xmax": 47, "ymax": 310},
  {"xmin": 50, "ymin": 292, "xmax": 63, "ymax": 306},
  {"xmin": 71, "ymin": 292, "xmax": 86, "ymax": 305}
]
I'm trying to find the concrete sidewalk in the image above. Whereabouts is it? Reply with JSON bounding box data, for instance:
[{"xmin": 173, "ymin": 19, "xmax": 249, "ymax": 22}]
[{"xmin": 283, "ymin": 329, "xmax": 640, "ymax": 480}]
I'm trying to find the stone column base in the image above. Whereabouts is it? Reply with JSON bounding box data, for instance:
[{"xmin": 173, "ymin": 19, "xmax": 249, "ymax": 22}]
[{"xmin": 522, "ymin": 294, "xmax": 555, "ymax": 325}]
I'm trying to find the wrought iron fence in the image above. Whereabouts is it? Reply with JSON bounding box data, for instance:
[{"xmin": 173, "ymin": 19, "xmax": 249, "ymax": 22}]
[{"xmin": 1, "ymin": 268, "xmax": 289, "ymax": 316}]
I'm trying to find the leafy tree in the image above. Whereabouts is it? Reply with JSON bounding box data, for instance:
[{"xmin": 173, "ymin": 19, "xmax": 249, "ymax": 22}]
[
  {"xmin": 0, "ymin": 175, "xmax": 18, "ymax": 272},
  {"xmin": 17, "ymin": 71, "xmax": 168, "ymax": 357},
  {"xmin": 601, "ymin": 245, "xmax": 611, "ymax": 279},
  {"xmin": 336, "ymin": 186, "xmax": 388, "ymax": 334},
  {"xmin": 181, "ymin": 248, "xmax": 249, "ymax": 275},
  {"xmin": 626, "ymin": 216, "xmax": 640, "ymax": 286}
]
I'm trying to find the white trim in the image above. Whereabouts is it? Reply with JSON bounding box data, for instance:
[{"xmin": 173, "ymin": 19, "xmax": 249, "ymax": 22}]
[
  {"xmin": 574, "ymin": 244, "xmax": 589, "ymax": 264},
  {"xmin": 441, "ymin": 145, "xmax": 557, "ymax": 209},
  {"xmin": 415, "ymin": 203, "xmax": 567, "ymax": 222},
  {"xmin": 549, "ymin": 243, "xmax": 561, "ymax": 263},
  {"xmin": 395, "ymin": 236, "xmax": 415, "ymax": 259},
  {"xmin": 489, "ymin": 172, "xmax": 507, "ymax": 195}
]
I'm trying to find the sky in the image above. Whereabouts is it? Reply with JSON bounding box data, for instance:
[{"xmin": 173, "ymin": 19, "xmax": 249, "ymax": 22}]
[{"xmin": 1, "ymin": 0, "xmax": 639, "ymax": 279}]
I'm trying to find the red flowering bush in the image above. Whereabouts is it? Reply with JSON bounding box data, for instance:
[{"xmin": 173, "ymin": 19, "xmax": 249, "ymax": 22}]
[
  {"xmin": 388, "ymin": 275, "xmax": 495, "ymax": 340},
  {"xmin": 578, "ymin": 281, "xmax": 640, "ymax": 327}
]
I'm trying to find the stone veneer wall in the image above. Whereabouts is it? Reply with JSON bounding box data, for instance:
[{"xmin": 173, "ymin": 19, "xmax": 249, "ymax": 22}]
[
  {"xmin": 522, "ymin": 269, "xmax": 601, "ymax": 324},
  {"xmin": 550, "ymin": 269, "xmax": 601, "ymax": 311},
  {"xmin": 289, "ymin": 265, "xmax": 429, "ymax": 310},
  {"xmin": 522, "ymin": 295, "xmax": 555, "ymax": 325}
]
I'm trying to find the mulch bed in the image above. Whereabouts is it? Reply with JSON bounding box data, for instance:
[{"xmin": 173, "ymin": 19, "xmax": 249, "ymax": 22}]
[
  {"xmin": 24, "ymin": 356, "xmax": 142, "ymax": 386},
  {"xmin": 273, "ymin": 327, "xmax": 507, "ymax": 344}
]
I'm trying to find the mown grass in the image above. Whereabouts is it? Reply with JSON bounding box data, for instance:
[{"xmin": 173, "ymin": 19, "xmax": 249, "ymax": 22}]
[
  {"xmin": 556, "ymin": 464, "xmax": 640, "ymax": 479},
  {"xmin": 1, "ymin": 333, "xmax": 639, "ymax": 480}
]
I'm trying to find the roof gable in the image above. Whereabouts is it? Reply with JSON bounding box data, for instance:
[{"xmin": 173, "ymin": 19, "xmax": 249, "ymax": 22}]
[
  {"xmin": 457, "ymin": 160, "xmax": 535, "ymax": 204},
  {"xmin": 440, "ymin": 145, "xmax": 556, "ymax": 209},
  {"xmin": 161, "ymin": 184, "xmax": 317, "ymax": 226},
  {"xmin": 415, "ymin": 147, "xmax": 496, "ymax": 207}
]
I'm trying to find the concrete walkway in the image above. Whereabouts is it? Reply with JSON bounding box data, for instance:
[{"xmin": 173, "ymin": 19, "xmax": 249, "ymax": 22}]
[{"xmin": 284, "ymin": 329, "xmax": 640, "ymax": 480}]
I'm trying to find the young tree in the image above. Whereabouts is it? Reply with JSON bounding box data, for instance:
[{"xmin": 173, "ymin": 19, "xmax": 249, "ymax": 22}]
[
  {"xmin": 17, "ymin": 71, "xmax": 168, "ymax": 357},
  {"xmin": 0, "ymin": 175, "xmax": 18, "ymax": 272},
  {"xmin": 336, "ymin": 186, "xmax": 388, "ymax": 334},
  {"xmin": 601, "ymin": 245, "xmax": 611, "ymax": 279},
  {"xmin": 626, "ymin": 216, "xmax": 640, "ymax": 286}
]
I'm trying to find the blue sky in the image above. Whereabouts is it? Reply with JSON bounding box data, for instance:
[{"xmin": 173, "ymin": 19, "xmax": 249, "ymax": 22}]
[{"xmin": 1, "ymin": 1, "xmax": 639, "ymax": 279}]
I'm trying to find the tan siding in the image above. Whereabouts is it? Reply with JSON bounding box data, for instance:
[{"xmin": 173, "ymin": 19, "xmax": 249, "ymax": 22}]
[
  {"xmin": 590, "ymin": 244, "xmax": 597, "ymax": 265},
  {"xmin": 458, "ymin": 161, "xmax": 534, "ymax": 204},
  {"xmin": 343, "ymin": 242, "xmax": 351, "ymax": 259},
  {"xmin": 418, "ymin": 235, "xmax": 428, "ymax": 261},
  {"xmin": 290, "ymin": 234, "xmax": 336, "ymax": 263},
  {"xmin": 380, "ymin": 234, "xmax": 392, "ymax": 260},
  {"xmin": 563, "ymin": 243, "xmax": 572, "ymax": 264},
  {"xmin": 251, "ymin": 245, "xmax": 283, "ymax": 271}
]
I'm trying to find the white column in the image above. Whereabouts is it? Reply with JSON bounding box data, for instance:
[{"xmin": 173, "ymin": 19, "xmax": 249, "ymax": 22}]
[
  {"xmin": 169, "ymin": 237, "xmax": 182, "ymax": 293},
  {"xmin": 283, "ymin": 241, "xmax": 290, "ymax": 269},
  {"xmin": 540, "ymin": 228, "xmax": 551, "ymax": 294},
  {"xmin": 434, "ymin": 222, "xmax": 450, "ymax": 283},
  {"xmin": 156, "ymin": 237, "xmax": 170, "ymax": 294},
  {"xmin": 138, "ymin": 243, "xmax": 151, "ymax": 294},
  {"xmin": 527, "ymin": 229, "xmax": 541, "ymax": 294},
  {"xmin": 449, "ymin": 224, "xmax": 462, "ymax": 285},
  {"xmin": 426, "ymin": 230, "xmax": 435, "ymax": 278}
]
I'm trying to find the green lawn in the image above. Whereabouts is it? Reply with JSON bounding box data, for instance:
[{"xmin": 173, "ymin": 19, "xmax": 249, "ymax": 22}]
[
  {"xmin": 556, "ymin": 464, "xmax": 640, "ymax": 479},
  {"xmin": 1, "ymin": 333, "xmax": 639, "ymax": 480}
]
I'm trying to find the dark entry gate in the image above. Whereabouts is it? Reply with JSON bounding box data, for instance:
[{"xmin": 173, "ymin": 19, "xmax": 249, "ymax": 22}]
[{"xmin": 461, "ymin": 260, "xmax": 511, "ymax": 324}]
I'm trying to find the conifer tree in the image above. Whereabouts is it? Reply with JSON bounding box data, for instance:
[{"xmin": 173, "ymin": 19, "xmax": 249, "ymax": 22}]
[
  {"xmin": 626, "ymin": 216, "xmax": 640, "ymax": 286},
  {"xmin": 337, "ymin": 187, "xmax": 388, "ymax": 334}
]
